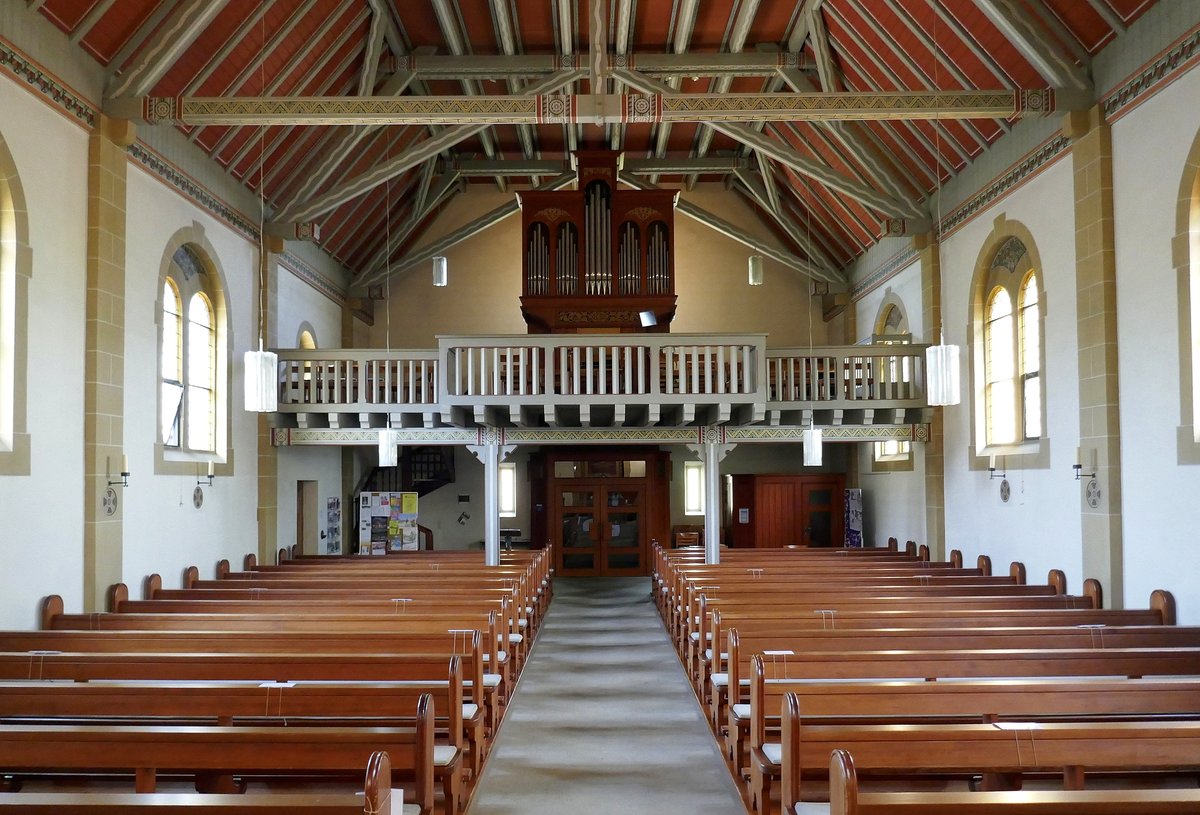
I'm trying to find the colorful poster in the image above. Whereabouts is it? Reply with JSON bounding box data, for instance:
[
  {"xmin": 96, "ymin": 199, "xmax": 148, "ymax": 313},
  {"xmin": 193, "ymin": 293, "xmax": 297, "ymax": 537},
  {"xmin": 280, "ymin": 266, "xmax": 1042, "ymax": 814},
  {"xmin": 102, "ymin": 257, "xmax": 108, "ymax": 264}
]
[
  {"xmin": 358, "ymin": 491, "xmax": 419, "ymax": 553},
  {"xmin": 844, "ymin": 488, "xmax": 864, "ymax": 548},
  {"xmin": 325, "ymin": 497, "xmax": 342, "ymax": 555}
]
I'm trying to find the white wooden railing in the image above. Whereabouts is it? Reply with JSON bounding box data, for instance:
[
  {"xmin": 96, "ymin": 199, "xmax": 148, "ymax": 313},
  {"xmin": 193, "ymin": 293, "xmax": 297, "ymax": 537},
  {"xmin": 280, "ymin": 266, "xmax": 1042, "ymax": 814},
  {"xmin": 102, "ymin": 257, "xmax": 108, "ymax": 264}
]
[
  {"xmin": 438, "ymin": 333, "xmax": 765, "ymax": 406},
  {"xmin": 277, "ymin": 349, "xmax": 440, "ymax": 411},
  {"xmin": 766, "ymin": 345, "xmax": 929, "ymax": 409},
  {"xmin": 274, "ymin": 339, "xmax": 931, "ymax": 419}
]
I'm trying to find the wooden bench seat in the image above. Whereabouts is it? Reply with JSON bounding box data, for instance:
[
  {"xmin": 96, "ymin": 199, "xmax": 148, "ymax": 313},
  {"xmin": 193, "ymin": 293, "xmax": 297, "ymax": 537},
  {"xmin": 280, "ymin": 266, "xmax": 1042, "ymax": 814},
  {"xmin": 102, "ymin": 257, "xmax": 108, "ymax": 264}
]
[
  {"xmin": 0, "ymin": 750, "xmax": 407, "ymax": 814},
  {"xmin": 820, "ymin": 748, "xmax": 1200, "ymax": 815},
  {"xmin": 0, "ymin": 697, "xmax": 437, "ymax": 814}
]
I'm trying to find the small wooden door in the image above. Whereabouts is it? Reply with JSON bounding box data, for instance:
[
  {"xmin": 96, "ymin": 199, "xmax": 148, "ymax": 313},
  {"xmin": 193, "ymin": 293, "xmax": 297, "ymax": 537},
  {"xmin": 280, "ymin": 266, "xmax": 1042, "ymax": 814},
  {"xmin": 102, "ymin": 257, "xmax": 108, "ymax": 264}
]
[{"xmin": 799, "ymin": 478, "xmax": 844, "ymax": 547}]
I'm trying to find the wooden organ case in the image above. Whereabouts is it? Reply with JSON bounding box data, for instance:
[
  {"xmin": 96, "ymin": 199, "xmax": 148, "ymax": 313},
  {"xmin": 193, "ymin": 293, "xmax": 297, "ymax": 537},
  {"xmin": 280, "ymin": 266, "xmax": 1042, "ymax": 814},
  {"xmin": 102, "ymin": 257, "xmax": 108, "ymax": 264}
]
[{"xmin": 519, "ymin": 151, "xmax": 678, "ymax": 333}]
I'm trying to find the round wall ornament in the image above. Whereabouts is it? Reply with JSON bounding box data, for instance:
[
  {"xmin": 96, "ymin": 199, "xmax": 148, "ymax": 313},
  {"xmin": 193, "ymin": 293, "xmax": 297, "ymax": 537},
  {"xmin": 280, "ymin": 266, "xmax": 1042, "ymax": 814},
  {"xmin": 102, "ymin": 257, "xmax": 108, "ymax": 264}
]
[{"xmin": 193, "ymin": 486, "xmax": 204, "ymax": 509}]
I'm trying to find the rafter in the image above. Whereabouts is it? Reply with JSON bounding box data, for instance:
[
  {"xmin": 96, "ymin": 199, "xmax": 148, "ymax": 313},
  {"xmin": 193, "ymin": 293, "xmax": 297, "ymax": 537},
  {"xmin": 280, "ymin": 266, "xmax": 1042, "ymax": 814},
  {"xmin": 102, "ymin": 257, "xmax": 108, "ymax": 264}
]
[
  {"xmin": 279, "ymin": 69, "xmax": 416, "ymax": 214},
  {"xmin": 274, "ymin": 69, "xmax": 583, "ymax": 224},
  {"xmin": 734, "ymin": 162, "xmax": 839, "ymax": 274},
  {"xmin": 180, "ymin": 2, "xmax": 274, "ymax": 96},
  {"xmin": 973, "ymin": 0, "xmax": 1092, "ymax": 92},
  {"xmin": 355, "ymin": 169, "xmax": 462, "ymax": 281},
  {"xmin": 71, "ymin": 0, "xmax": 118, "ymax": 46},
  {"xmin": 687, "ymin": 0, "xmax": 759, "ymax": 189},
  {"xmin": 359, "ymin": 173, "xmax": 577, "ymax": 288},
  {"xmin": 489, "ymin": 0, "xmax": 540, "ymax": 184},
  {"xmin": 621, "ymin": 173, "xmax": 845, "ymax": 288},
  {"xmin": 612, "ymin": 67, "xmax": 923, "ymax": 219},
  {"xmin": 107, "ymin": 0, "xmax": 231, "ymax": 97}
]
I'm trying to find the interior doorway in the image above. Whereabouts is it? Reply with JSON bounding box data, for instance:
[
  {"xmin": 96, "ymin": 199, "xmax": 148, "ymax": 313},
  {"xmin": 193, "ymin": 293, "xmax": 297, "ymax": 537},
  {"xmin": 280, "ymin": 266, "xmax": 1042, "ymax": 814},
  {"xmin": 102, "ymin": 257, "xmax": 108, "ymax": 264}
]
[{"xmin": 296, "ymin": 480, "xmax": 319, "ymax": 555}]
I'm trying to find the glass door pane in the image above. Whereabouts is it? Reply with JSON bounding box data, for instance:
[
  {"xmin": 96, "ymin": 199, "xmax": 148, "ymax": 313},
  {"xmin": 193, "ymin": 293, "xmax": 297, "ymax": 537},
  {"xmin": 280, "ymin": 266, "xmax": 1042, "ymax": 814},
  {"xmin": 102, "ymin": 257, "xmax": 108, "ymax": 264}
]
[
  {"xmin": 559, "ymin": 488, "xmax": 598, "ymax": 571},
  {"xmin": 601, "ymin": 487, "xmax": 643, "ymax": 573}
]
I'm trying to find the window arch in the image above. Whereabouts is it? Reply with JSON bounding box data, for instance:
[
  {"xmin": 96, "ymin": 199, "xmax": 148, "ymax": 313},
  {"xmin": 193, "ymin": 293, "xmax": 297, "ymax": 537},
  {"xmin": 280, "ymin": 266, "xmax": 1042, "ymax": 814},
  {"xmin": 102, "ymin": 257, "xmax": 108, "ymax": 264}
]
[
  {"xmin": 0, "ymin": 131, "xmax": 30, "ymax": 475},
  {"xmin": 969, "ymin": 229, "xmax": 1048, "ymax": 463},
  {"xmin": 298, "ymin": 327, "xmax": 317, "ymax": 350},
  {"xmin": 157, "ymin": 240, "xmax": 227, "ymax": 466},
  {"xmin": 1178, "ymin": 134, "xmax": 1200, "ymax": 462}
]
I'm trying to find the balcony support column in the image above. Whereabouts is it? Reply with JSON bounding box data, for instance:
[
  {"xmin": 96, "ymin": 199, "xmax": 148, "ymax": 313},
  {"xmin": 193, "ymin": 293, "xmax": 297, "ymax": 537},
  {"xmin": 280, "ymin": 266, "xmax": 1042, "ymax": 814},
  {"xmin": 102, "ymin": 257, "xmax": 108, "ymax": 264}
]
[
  {"xmin": 689, "ymin": 437, "xmax": 734, "ymax": 564},
  {"xmin": 469, "ymin": 434, "xmax": 514, "ymax": 566}
]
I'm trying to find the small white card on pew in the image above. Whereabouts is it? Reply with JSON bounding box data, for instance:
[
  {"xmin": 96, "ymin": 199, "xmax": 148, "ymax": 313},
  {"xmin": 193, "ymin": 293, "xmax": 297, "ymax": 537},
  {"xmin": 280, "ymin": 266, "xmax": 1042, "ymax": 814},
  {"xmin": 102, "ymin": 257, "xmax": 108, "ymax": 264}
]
[
  {"xmin": 259, "ymin": 681, "xmax": 297, "ymax": 688},
  {"xmin": 763, "ymin": 650, "xmax": 795, "ymax": 656}
]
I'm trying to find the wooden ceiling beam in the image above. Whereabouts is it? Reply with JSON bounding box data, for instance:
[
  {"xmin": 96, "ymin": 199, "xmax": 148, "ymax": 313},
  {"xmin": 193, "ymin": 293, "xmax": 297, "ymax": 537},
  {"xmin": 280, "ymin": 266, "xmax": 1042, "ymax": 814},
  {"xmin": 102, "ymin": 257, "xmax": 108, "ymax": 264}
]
[
  {"xmin": 273, "ymin": 69, "xmax": 583, "ymax": 223},
  {"xmin": 106, "ymin": 0, "xmax": 232, "ymax": 97},
  {"xmin": 973, "ymin": 0, "xmax": 1092, "ymax": 93},
  {"xmin": 621, "ymin": 172, "xmax": 846, "ymax": 288}
]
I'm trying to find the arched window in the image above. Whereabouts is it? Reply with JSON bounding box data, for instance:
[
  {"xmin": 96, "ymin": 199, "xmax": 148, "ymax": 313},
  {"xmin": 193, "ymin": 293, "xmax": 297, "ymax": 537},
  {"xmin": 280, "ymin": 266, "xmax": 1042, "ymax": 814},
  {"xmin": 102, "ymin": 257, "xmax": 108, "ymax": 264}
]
[
  {"xmin": 186, "ymin": 293, "xmax": 215, "ymax": 451},
  {"xmin": 0, "ymin": 131, "xmax": 31, "ymax": 474},
  {"xmin": 970, "ymin": 232, "xmax": 1047, "ymax": 461},
  {"xmin": 160, "ymin": 279, "xmax": 183, "ymax": 447},
  {"xmin": 159, "ymin": 243, "xmax": 225, "ymax": 461},
  {"xmin": 298, "ymin": 328, "xmax": 317, "ymax": 350},
  {"xmin": 985, "ymin": 288, "xmax": 1015, "ymax": 445},
  {"xmin": 1019, "ymin": 273, "xmax": 1042, "ymax": 440}
]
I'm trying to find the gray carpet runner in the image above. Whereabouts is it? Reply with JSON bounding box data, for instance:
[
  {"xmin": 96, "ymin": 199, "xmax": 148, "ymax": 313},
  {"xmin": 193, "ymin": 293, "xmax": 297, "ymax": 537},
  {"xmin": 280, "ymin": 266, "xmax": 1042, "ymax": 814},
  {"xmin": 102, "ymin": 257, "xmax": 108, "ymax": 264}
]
[{"xmin": 466, "ymin": 576, "xmax": 745, "ymax": 814}]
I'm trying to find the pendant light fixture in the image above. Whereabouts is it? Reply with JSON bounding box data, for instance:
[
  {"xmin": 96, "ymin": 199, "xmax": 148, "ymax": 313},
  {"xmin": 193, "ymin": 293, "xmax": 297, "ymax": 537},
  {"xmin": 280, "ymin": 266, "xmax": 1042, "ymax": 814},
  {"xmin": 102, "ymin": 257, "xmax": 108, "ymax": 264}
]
[
  {"xmin": 432, "ymin": 255, "xmax": 448, "ymax": 286},
  {"xmin": 243, "ymin": 10, "xmax": 276, "ymax": 412},
  {"xmin": 925, "ymin": 17, "xmax": 962, "ymax": 407},
  {"xmin": 801, "ymin": 172, "xmax": 822, "ymax": 466},
  {"xmin": 378, "ymin": 429, "xmax": 398, "ymax": 467},
  {"xmin": 747, "ymin": 254, "xmax": 764, "ymax": 286},
  {"xmin": 802, "ymin": 426, "xmax": 823, "ymax": 466}
]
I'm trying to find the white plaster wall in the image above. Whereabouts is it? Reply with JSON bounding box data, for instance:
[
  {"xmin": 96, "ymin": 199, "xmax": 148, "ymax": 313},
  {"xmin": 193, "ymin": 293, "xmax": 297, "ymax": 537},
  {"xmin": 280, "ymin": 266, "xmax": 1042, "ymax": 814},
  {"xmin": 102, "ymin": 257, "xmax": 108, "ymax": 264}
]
[
  {"xmin": 121, "ymin": 166, "xmax": 260, "ymax": 590},
  {"xmin": 273, "ymin": 269, "xmax": 347, "ymax": 556},
  {"xmin": 853, "ymin": 256, "xmax": 928, "ymax": 549},
  {"xmin": 940, "ymin": 156, "xmax": 1084, "ymax": 588},
  {"xmin": 0, "ymin": 78, "xmax": 88, "ymax": 627},
  {"xmin": 1113, "ymin": 65, "xmax": 1200, "ymax": 623}
]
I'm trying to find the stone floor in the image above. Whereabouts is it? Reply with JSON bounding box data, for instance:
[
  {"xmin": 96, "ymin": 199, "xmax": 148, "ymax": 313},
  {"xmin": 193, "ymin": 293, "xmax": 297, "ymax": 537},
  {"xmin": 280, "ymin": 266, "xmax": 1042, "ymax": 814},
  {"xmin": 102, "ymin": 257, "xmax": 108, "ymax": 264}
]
[{"xmin": 466, "ymin": 576, "xmax": 745, "ymax": 815}]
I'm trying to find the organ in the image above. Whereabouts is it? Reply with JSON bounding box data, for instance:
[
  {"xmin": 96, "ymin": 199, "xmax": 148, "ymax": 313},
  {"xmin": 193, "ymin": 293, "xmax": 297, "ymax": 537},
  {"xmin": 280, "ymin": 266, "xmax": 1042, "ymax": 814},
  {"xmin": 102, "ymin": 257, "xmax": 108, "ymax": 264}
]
[{"xmin": 518, "ymin": 150, "xmax": 678, "ymax": 333}]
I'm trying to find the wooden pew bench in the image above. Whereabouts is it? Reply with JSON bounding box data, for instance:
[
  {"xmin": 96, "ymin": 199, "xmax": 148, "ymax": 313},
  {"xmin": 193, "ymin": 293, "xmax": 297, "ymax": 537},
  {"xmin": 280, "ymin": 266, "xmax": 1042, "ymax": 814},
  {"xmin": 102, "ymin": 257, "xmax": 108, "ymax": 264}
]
[
  {"xmin": 0, "ymin": 664, "xmax": 479, "ymax": 795},
  {"xmin": 758, "ymin": 672, "xmax": 1200, "ymax": 811},
  {"xmin": 0, "ymin": 697, "xmax": 438, "ymax": 814},
  {"xmin": 725, "ymin": 624, "xmax": 1200, "ymax": 772},
  {"xmin": 818, "ymin": 748, "xmax": 1200, "ymax": 815},
  {"xmin": 0, "ymin": 750, "xmax": 409, "ymax": 814}
]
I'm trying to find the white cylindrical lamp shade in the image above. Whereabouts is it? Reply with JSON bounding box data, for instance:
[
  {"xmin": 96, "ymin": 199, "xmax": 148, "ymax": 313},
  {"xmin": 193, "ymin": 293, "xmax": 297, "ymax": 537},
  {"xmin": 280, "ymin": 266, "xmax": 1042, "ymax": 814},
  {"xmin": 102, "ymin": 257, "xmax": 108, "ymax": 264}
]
[
  {"xmin": 432, "ymin": 256, "xmax": 448, "ymax": 287},
  {"xmin": 748, "ymin": 255, "xmax": 764, "ymax": 286},
  {"xmin": 802, "ymin": 427, "xmax": 823, "ymax": 466},
  {"xmin": 378, "ymin": 430, "xmax": 398, "ymax": 467},
  {"xmin": 243, "ymin": 341, "xmax": 279, "ymax": 412},
  {"xmin": 925, "ymin": 342, "xmax": 962, "ymax": 406}
]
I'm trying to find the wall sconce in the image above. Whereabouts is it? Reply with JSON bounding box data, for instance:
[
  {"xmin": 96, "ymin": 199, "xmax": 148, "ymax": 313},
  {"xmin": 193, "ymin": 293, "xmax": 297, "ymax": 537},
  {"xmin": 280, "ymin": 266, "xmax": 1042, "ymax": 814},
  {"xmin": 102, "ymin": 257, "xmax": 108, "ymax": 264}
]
[
  {"xmin": 747, "ymin": 255, "xmax": 764, "ymax": 286},
  {"xmin": 108, "ymin": 454, "xmax": 130, "ymax": 488},
  {"xmin": 1074, "ymin": 445, "xmax": 1096, "ymax": 481},
  {"xmin": 432, "ymin": 255, "xmax": 448, "ymax": 287},
  {"xmin": 197, "ymin": 461, "xmax": 215, "ymax": 487},
  {"xmin": 988, "ymin": 455, "xmax": 1005, "ymax": 480},
  {"xmin": 456, "ymin": 511, "xmax": 471, "ymax": 525}
]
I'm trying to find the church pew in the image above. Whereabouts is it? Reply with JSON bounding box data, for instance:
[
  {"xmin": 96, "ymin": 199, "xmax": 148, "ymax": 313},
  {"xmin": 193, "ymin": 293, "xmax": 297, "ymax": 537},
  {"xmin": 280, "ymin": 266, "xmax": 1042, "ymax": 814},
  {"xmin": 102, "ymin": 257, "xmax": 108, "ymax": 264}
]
[
  {"xmin": 145, "ymin": 578, "xmax": 536, "ymax": 648},
  {"xmin": 0, "ymin": 750, "xmax": 407, "ymax": 814},
  {"xmin": 0, "ymin": 656, "xmax": 480, "ymax": 782},
  {"xmin": 40, "ymin": 594, "xmax": 510, "ymax": 699},
  {"xmin": 742, "ymin": 652, "xmax": 1200, "ymax": 801},
  {"xmin": 821, "ymin": 748, "xmax": 1200, "ymax": 815},
  {"xmin": 772, "ymin": 716, "xmax": 1200, "ymax": 811},
  {"xmin": 0, "ymin": 625, "xmax": 498, "ymax": 737},
  {"xmin": 724, "ymin": 623, "xmax": 1200, "ymax": 770},
  {"xmin": 0, "ymin": 697, "xmax": 437, "ymax": 814}
]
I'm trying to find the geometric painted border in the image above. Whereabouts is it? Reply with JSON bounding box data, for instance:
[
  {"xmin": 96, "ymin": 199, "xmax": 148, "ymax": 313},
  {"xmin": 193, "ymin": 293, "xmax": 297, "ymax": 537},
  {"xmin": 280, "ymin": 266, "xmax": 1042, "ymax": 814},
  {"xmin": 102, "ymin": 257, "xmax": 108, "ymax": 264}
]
[
  {"xmin": 0, "ymin": 37, "xmax": 96, "ymax": 128},
  {"xmin": 276, "ymin": 423, "xmax": 924, "ymax": 447}
]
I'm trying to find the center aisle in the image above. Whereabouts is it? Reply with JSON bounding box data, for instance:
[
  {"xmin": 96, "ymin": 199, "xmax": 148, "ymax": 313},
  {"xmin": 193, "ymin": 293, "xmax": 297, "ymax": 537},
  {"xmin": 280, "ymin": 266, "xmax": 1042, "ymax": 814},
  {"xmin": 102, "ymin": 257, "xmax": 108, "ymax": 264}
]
[{"xmin": 467, "ymin": 576, "xmax": 745, "ymax": 814}]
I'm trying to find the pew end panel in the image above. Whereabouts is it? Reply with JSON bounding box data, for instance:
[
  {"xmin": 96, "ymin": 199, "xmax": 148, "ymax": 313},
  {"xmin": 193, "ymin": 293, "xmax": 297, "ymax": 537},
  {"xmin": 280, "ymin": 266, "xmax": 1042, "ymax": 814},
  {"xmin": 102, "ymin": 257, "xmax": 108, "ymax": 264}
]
[
  {"xmin": 244, "ymin": 553, "xmax": 257, "ymax": 570},
  {"xmin": 1152, "ymin": 589, "xmax": 1178, "ymax": 625},
  {"xmin": 142, "ymin": 574, "xmax": 162, "ymax": 600},
  {"xmin": 184, "ymin": 566, "xmax": 199, "ymax": 589},
  {"xmin": 1008, "ymin": 562, "xmax": 1026, "ymax": 585},
  {"xmin": 977, "ymin": 555, "xmax": 991, "ymax": 576},
  {"xmin": 216, "ymin": 559, "xmax": 230, "ymax": 580},
  {"xmin": 37, "ymin": 596, "xmax": 62, "ymax": 631},
  {"xmin": 1083, "ymin": 578, "xmax": 1103, "ymax": 609}
]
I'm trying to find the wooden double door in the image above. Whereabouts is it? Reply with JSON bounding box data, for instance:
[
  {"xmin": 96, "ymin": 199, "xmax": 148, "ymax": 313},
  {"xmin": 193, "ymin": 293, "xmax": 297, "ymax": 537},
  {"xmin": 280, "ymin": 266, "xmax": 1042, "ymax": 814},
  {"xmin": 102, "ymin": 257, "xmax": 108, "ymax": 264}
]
[{"xmin": 533, "ymin": 448, "xmax": 669, "ymax": 577}]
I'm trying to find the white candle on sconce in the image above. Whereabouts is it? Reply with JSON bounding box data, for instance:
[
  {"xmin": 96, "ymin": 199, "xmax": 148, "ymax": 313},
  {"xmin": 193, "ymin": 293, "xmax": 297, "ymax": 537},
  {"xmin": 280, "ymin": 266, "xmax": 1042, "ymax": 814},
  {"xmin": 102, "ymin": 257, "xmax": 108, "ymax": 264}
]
[
  {"xmin": 207, "ymin": 461, "xmax": 215, "ymax": 478},
  {"xmin": 988, "ymin": 455, "xmax": 995, "ymax": 470},
  {"xmin": 120, "ymin": 454, "xmax": 129, "ymax": 475}
]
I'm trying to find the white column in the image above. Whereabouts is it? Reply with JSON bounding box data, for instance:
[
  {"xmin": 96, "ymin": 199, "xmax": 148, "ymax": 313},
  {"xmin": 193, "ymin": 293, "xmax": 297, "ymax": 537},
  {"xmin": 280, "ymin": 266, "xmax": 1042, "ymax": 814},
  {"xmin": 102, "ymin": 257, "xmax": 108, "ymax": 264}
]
[
  {"xmin": 483, "ymin": 441, "xmax": 500, "ymax": 567},
  {"xmin": 704, "ymin": 442, "xmax": 722, "ymax": 565}
]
